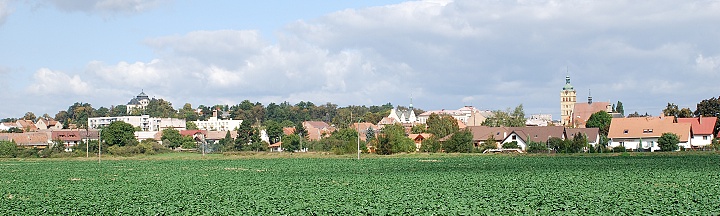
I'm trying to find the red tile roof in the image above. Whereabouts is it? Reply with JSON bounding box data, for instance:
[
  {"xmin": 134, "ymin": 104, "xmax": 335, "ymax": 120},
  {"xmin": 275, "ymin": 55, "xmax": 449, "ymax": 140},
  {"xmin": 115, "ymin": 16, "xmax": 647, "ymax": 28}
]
[
  {"xmin": 677, "ymin": 117, "xmax": 716, "ymax": 135},
  {"xmin": 572, "ymin": 102, "xmax": 611, "ymax": 127}
]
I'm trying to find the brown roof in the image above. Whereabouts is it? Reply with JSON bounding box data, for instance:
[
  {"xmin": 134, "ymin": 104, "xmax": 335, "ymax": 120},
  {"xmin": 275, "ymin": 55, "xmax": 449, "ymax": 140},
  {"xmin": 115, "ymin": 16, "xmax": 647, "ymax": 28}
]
[
  {"xmin": 2, "ymin": 132, "xmax": 50, "ymax": 146},
  {"xmin": 180, "ymin": 130, "xmax": 206, "ymax": 137},
  {"xmin": 282, "ymin": 127, "xmax": 296, "ymax": 135},
  {"xmin": 303, "ymin": 121, "xmax": 330, "ymax": 129},
  {"xmin": 608, "ymin": 117, "xmax": 690, "ymax": 142},
  {"xmin": 51, "ymin": 130, "xmax": 82, "ymax": 142},
  {"xmin": 353, "ymin": 123, "xmax": 379, "ymax": 141},
  {"xmin": 566, "ymin": 128, "xmax": 600, "ymax": 142},
  {"xmin": 377, "ymin": 117, "xmax": 399, "ymax": 125},
  {"xmin": 677, "ymin": 117, "xmax": 717, "ymax": 135},
  {"xmin": 467, "ymin": 126, "xmax": 511, "ymax": 141},
  {"xmin": 408, "ymin": 133, "xmax": 432, "ymax": 141},
  {"xmin": 205, "ymin": 131, "xmax": 237, "ymax": 140},
  {"xmin": 572, "ymin": 102, "xmax": 611, "ymax": 127},
  {"xmin": 16, "ymin": 120, "xmax": 38, "ymax": 131},
  {"xmin": 508, "ymin": 126, "xmax": 566, "ymax": 143}
]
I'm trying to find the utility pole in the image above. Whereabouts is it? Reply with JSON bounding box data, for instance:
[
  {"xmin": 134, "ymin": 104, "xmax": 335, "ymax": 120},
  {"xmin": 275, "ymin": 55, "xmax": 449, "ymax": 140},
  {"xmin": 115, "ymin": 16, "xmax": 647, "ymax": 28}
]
[
  {"xmin": 98, "ymin": 128, "xmax": 102, "ymax": 163},
  {"xmin": 357, "ymin": 118, "xmax": 361, "ymax": 160}
]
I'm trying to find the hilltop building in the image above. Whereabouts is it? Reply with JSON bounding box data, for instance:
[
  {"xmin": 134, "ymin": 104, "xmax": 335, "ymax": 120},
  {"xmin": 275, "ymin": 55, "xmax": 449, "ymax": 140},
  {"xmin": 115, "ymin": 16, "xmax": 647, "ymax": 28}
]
[
  {"xmin": 192, "ymin": 110, "xmax": 243, "ymax": 131},
  {"xmin": 126, "ymin": 90, "xmax": 151, "ymax": 114}
]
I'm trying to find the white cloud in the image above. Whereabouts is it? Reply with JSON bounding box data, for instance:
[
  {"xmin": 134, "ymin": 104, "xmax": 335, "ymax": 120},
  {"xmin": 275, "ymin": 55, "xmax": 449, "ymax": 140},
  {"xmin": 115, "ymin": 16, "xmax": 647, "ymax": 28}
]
[
  {"xmin": 87, "ymin": 59, "xmax": 168, "ymax": 89},
  {"xmin": 0, "ymin": 0, "xmax": 12, "ymax": 25},
  {"xmin": 27, "ymin": 68, "xmax": 92, "ymax": 95},
  {"xmin": 44, "ymin": 0, "xmax": 169, "ymax": 14},
  {"xmin": 695, "ymin": 54, "xmax": 720, "ymax": 74}
]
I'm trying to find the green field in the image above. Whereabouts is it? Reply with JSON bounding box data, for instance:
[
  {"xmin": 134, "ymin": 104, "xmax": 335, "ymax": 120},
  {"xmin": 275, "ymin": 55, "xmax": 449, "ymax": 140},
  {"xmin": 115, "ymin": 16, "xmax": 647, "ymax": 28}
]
[{"xmin": 1, "ymin": 153, "xmax": 719, "ymax": 215}]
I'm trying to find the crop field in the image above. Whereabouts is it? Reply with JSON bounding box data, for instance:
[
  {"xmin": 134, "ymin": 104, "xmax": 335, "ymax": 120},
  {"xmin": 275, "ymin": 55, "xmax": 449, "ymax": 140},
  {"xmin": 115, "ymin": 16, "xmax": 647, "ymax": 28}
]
[{"xmin": 1, "ymin": 153, "xmax": 719, "ymax": 215}]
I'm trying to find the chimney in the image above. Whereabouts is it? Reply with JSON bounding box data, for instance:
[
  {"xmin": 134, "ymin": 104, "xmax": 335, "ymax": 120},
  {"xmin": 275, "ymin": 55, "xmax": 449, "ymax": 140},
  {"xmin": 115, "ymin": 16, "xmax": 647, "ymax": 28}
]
[{"xmin": 213, "ymin": 109, "xmax": 218, "ymax": 118}]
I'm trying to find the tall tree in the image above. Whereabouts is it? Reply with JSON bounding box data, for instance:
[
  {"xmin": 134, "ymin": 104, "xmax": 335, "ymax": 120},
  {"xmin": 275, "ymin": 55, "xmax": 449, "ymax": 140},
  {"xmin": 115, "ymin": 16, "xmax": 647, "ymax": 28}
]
[
  {"xmin": 586, "ymin": 111, "xmax": 612, "ymax": 136},
  {"xmin": 264, "ymin": 120, "xmax": 283, "ymax": 144},
  {"xmin": 426, "ymin": 114, "xmax": 459, "ymax": 139},
  {"xmin": 615, "ymin": 101, "xmax": 624, "ymax": 116},
  {"xmin": 109, "ymin": 105, "xmax": 127, "ymax": 117},
  {"xmin": 234, "ymin": 120, "xmax": 253, "ymax": 150},
  {"xmin": 22, "ymin": 112, "xmax": 36, "ymax": 121}
]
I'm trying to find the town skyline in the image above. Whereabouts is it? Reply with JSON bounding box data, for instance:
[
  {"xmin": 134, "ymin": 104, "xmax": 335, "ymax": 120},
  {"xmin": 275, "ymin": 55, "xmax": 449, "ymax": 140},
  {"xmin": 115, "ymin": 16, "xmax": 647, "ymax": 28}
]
[{"xmin": 1, "ymin": 0, "xmax": 719, "ymax": 119}]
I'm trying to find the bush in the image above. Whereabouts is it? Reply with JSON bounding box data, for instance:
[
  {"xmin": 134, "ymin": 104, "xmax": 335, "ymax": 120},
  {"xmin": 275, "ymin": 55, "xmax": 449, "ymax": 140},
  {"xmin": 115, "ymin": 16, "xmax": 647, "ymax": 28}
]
[
  {"xmin": 612, "ymin": 146, "xmax": 626, "ymax": 152},
  {"xmin": 526, "ymin": 141, "xmax": 547, "ymax": 153},
  {"xmin": 0, "ymin": 141, "xmax": 17, "ymax": 158},
  {"xmin": 108, "ymin": 145, "xmax": 140, "ymax": 156},
  {"xmin": 502, "ymin": 141, "xmax": 519, "ymax": 149}
]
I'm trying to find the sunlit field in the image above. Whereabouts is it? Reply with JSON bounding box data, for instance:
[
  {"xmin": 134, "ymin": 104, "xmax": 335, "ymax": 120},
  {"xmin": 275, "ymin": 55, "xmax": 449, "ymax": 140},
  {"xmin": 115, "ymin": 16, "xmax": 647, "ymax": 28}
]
[{"xmin": 1, "ymin": 153, "xmax": 719, "ymax": 214}]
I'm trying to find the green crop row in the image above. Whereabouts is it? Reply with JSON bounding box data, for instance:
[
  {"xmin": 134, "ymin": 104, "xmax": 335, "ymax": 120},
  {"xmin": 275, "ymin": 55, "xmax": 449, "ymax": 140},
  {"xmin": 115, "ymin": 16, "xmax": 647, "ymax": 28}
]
[{"xmin": 1, "ymin": 154, "xmax": 719, "ymax": 215}]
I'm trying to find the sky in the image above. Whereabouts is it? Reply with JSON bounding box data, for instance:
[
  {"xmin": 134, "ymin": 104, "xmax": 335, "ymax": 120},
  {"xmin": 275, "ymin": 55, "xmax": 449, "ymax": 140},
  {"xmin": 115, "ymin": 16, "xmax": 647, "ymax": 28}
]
[{"xmin": 1, "ymin": 0, "xmax": 719, "ymax": 120}]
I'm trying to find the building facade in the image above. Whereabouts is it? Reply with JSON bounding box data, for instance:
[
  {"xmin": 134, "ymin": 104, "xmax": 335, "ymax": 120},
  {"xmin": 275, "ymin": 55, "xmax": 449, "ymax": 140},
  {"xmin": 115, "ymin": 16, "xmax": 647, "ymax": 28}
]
[
  {"xmin": 560, "ymin": 75, "xmax": 576, "ymax": 126},
  {"xmin": 88, "ymin": 115, "xmax": 186, "ymax": 132},
  {"xmin": 126, "ymin": 91, "xmax": 150, "ymax": 114}
]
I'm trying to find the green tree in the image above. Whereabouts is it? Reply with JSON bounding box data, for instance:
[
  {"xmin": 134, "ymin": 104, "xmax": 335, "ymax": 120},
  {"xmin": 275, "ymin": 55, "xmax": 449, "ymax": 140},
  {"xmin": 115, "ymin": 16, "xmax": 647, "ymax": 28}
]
[
  {"xmin": 178, "ymin": 103, "xmax": 199, "ymax": 121},
  {"xmin": 427, "ymin": 114, "xmax": 459, "ymax": 139},
  {"xmin": 586, "ymin": 111, "xmax": 612, "ymax": 136},
  {"xmin": 679, "ymin": 108, "xmax": 693, "ymax": 118},
  {"xmin": 526, "ymin": 141, "xmax": 547, "ymax": 153},
  {"xmin": 282, "ymin": 134, "xmax": 302, "ymax": 152},
  {"xmin": 375, "ymin": 124, "xmax": 414, "ymax": 155},
  {"xmin": 444, "ymin": 128, "xmax": 473, "ymax": 153},
  {"xmin": 0, "ymin": 141, "xmax": 17, "ymax": 158},
  {"xmin": 502, "ymin": 141, "xmax": 519, "ymax": 149},
  {"xmin": 102, "ymin": 121, "xmax": 136, "ymax": 146},
  {"xmin": 658, "ymin": 133, "xmax": 679, "ymax": 151},
  {"xmin": 109, "ymin": 105, "xmax": 127, "ymax": 117},
  {"xmin": 419, "ymin": 136, "xmax": 441, "ymax": 153},
  {"xmin": 161, "ymin": 128, "xmax": 184, "ymax": 149},
  {"xmin": 481, "ymin": 104, "xmax": 525, "ymax": 127},
  {"xmin": 146, "ymin": 98, "xmax": 177, "ymax": 118},
  {"xmin": 264, "ymin": 120, "xmax": 283, "ymax": 144},
  {"xmin": 22, "ymin": 112, "xmax": 36, "ymax": 121},
  {"xmin": 94, "ymin": 107, "xmax": 110, "ymax": 117},
  {"xmin": 571, "ymin": 132, "xmax": 588, "ymax": 153},
  {"xmin": 186, "ymin": 121, "xmax": 199, "ymax": 130},
  {"xmin": 615, "ymin": 101, "xmax": 624, "ymax": 116},
  {"xmin": 294, "ymin": 121, "xmax": 308, "ymax": 140},
  {"xmin": 410, "ymin": 124, "xmax": 427, "ymax": 134},
  {"xmin": 234, "ymin": 120, "xmax": 253, "ymax": 150}
]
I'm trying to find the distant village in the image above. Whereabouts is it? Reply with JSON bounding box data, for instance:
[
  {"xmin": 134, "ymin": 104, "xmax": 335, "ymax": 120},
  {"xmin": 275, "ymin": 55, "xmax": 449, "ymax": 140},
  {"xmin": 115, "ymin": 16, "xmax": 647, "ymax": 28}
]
[{"xmin": 1, "ymin": 75, "xmax": 718, "ymax": 154}]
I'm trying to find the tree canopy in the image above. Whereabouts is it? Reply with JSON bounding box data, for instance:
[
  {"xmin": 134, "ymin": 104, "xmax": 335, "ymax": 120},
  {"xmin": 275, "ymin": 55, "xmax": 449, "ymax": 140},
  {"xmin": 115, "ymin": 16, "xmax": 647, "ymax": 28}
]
[
  {"xmin": 481, "ymin": 104, "xmax": 525, "ymax": 127},
  {"xmin": 586, "ymin": 111, "xmax": 612, "ymax": 136},
  {"xmin": 658, "ymin": 133, "xmax": 679, "ymax": 151},
  {"xmin": 102, "ymin": 121, "xmax": 137, "ymax": 146}
]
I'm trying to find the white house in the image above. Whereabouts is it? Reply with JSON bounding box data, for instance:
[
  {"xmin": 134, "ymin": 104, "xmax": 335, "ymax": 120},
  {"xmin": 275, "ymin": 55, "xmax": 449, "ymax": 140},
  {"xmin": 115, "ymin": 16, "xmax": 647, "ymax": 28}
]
[
  {"xmin": 499, "ymin": 126, "xmax": 566, "ymax": 150},
  {"xmin": 608, "ymin": 116, "xmax": 691, "ymax": 151},
  {"xmin": 677, "ymin": 117, "xmax": 716, "ymax": 148}
]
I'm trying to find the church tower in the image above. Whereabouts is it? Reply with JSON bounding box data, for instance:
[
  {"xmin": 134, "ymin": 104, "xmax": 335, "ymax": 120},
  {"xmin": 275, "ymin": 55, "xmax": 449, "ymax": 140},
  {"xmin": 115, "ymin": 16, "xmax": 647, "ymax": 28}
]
[{"xmin": 560, "ymin": 75, "xmax": 576, "ymax": 126}]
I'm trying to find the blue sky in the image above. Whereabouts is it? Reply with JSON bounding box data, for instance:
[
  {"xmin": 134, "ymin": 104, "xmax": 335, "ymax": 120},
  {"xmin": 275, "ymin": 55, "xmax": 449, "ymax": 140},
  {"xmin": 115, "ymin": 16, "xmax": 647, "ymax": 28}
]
[{"xmin": 1, "ymin": 0, "xmax": 720, "ymax": 120}]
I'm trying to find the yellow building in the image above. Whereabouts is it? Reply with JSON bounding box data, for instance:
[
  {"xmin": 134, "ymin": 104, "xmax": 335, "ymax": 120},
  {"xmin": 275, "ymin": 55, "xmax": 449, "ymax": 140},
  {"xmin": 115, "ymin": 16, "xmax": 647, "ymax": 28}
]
[{"xmin": 560, "ymin": 75, "xmax": 576, "ymax": 126}]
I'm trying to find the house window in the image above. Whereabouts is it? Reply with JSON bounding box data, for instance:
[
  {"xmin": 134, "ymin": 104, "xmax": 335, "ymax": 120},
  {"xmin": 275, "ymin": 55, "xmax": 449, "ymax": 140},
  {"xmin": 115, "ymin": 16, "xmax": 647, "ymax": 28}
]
[
  {"xmin": 623, "ymin": 129, "xmax": 629, "ymax": 134},
  {"xmin": 511, "ymin": 135, "xmax": 516, "ymax": 140},
  {"xmin": 642, "ymin": 129, "xmax": 653, "ymax": 133},
  {"xmin": 703, "ymin": 136, "xmax": 708, "ymax": 140}
]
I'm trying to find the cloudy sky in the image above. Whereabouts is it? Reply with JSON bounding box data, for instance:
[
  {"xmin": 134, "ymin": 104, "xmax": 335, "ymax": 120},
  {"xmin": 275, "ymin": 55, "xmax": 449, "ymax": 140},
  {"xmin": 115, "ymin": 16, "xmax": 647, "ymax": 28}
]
[{"xmin": 1, "ymin": 0, "xmax": 719, "ymax": 120}]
